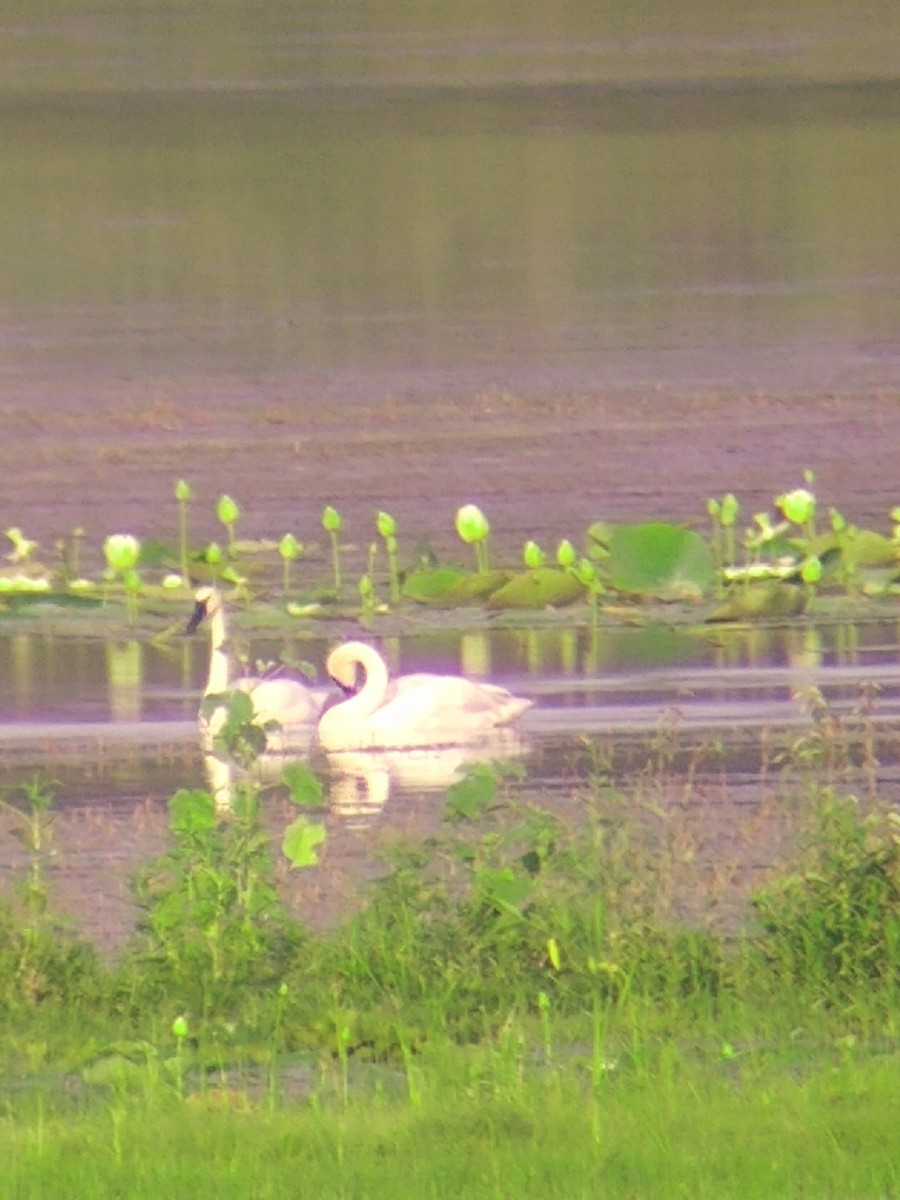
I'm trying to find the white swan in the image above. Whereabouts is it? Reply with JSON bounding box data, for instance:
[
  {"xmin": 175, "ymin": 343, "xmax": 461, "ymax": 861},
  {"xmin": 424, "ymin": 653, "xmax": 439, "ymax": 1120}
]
[
  {"xmin": 187, "ymin": 585, "xmax": 329, "ymax": 744},
  {"xmin": 318, "ymin": 640, "xmax": 533, "ymax": 751}
]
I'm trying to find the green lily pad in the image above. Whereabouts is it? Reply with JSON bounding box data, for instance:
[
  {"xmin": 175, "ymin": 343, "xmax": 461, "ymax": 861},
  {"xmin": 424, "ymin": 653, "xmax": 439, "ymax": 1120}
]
[
  {"xmin": 486, "ymin": 567, "xmax": 586, "ymax": 610},
  {"xmin": 708, "ymin": 581, "xmax": 808, "ymax": 622},
  {"xmin": 402, "ymin": 568, "xmax": 509, "ymax": 605},
  {"xmin": 402, "ymin": 567, "xmax": 467, "ymax": 603},
  {"xmin": 607, "ymin": 522, "xmax": 716, "ymax": 600},
  {"xmin": 840, "ymin": 530, "xmax": 897, "ymax": 569}
]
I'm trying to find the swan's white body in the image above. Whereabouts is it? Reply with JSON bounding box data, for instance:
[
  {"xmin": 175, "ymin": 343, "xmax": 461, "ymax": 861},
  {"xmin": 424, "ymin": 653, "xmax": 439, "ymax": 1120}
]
[
  {"xmin": 318, "ymin": 641, "xmax": 533, "ymax": 751},
  {"xmin": 188, "ymin": 586, "xmax": 329, "ymax": 746}
]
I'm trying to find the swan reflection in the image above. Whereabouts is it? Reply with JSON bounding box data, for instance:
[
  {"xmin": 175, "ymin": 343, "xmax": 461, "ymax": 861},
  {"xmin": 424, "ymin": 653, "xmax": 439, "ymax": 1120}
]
[
  {"xmin": 325, "ymin": 733, "xmax": 529, "ymax": 826},
  {"xmin": 204, "ymin": 731, "xmax": 528, "ymax": 826}
]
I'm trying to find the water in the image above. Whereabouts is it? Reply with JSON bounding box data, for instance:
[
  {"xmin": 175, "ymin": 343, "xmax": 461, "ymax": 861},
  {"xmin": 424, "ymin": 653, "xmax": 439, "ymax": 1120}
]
[
  {"xmin": 2, "ymin": 4, "xmax": 900, "ymax": 941},
  {"xmin": 2, "ymin": 16, "xmax": 900, "ymax": 398}
]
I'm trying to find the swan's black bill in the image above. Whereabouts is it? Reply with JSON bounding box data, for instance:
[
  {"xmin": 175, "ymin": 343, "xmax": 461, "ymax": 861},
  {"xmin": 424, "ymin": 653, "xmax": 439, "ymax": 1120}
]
[{"xmin": 186, "ymin": 599, "xmax": 208, "ymax": 634}]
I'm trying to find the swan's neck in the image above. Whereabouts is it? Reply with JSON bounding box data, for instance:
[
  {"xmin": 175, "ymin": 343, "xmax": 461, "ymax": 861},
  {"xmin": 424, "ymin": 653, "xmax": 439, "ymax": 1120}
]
[
  {"xmin": 205, "ymin": 606, "xmax": 231, "ymax": 695},
  {"xmin": 333, "ymin": 645, "xmax": 390, "ymax": 719}
]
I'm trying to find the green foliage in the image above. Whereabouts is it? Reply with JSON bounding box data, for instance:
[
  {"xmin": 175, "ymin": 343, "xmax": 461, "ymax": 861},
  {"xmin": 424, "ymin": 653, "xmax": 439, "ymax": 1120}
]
[
  {"xmin": 321, "ymin": 505, "xmax": 343, "ymax": 596},
  {"xmin": 321, "ymin": 767, "xmax": 731, "ymax": 1036},
  {"xmin": 753, "ymin": 794, "xmax": 900, "ymax": 1002},
  {"xmin": 200, "ymin": 689, "xmax": 274, "ymax": 768},
  {"xmin": 402, "ymin": 567, "xmax": 510, "ymax": 605},
  {"xmin": 603, "ymin": 521, "xmax": 717, "ymax": 600},
  {"xmin": 128, "ymin": 785, "xmax": 306, "ymax": 1017},
  {"xmin": 0, "ymin": 899, "xmax": 101, "ymax": 1016},
  {"xmin": 486, "ymin": 566, "xmax": 585, "ymax": 609},
  {"xmin": 708, "ymin": 579, "xmax": 808, "ymax": 621},
  {"xmin": 455, "ymin": 503, "xmax": 491, "ymax": 572}
]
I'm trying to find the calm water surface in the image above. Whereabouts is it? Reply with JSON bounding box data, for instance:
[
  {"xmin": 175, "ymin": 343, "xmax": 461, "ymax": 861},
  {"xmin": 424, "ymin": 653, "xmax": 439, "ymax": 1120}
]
[
  {"xmin": 2, "ymin": 5, "xmax": 900, "ymax": 940},
  {"xmin": 2, "ymin": 8, "xmax": 899, "ymax": 397}
]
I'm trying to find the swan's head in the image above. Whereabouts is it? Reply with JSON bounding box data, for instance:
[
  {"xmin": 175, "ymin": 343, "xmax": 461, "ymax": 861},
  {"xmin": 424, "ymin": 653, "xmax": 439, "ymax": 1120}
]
[
  {"xmin": 326, "ymin": 642, "xmax": 368, "ymax": 696},
  {"xmin": 187, "ymin": 585, "xmax": 222, "ymax": 633}
]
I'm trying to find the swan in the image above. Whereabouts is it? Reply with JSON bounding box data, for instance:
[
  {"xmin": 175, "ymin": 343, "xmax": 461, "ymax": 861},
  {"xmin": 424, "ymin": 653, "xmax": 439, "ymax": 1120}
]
[
  {"xmin": 187, "ymin": 585, "xmax": 329, "ymax": 745},
  {"xmin": 318, "ymin": 640, "xmax": 533, "ymax": 751}
]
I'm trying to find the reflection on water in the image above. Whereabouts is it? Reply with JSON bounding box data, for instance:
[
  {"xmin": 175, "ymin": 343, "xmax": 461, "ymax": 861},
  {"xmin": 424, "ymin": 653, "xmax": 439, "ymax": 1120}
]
[
  {"xmin": 3, "ymin": 618, "xmax": 900, "ymax": 728},
  {"xmin": 1, "ymin": 615, "xmax": 900, "ymax": 802},
  {"xmin": 204, "ymin": 734, "xmax": 529, "ymax": 827},
  {"xmin": 2, "ymin": 613, "xmax": 900, "ymax": 949},
  {"xmin": 2, "ymin": 73, "xmax": 898, "ymax": 393}
]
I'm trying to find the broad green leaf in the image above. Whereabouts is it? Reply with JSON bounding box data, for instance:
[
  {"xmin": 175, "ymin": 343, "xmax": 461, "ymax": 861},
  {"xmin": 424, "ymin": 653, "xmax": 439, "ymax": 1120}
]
[
  {"xmin": 486, "ymin": 567, "xmax": 585, "ymax": 609},
  {"xmin": 477, "ymin": 866, "xmax": 533, "ymax": 913},
  {"xmin": 401, "ymin": 567, "xmax": 467, "ymax": 602},
  {"xmin": 402, "ymin": 568, "xmax": 509, "ymax": 605},
  {"xmin": 282, "ymin": 816, "xmax": 326, "ymax": 868},
  {"xmin": 168, "ymin": 787, "xmax": 218, "ymax": 835},
  {"xmin": 444, "ymin": 765, "xmax": 498, "ymax": 822},
  {"xmin": 608, "ymin": 521, "xmax": 716, "ymax": 600},
  {"xmin": 708, "ymin": 581, "xmax": 808, "ymax": 622},
  {"xmin": 281, "ymin": 761, "xmax": 325, "ymax": 807}
]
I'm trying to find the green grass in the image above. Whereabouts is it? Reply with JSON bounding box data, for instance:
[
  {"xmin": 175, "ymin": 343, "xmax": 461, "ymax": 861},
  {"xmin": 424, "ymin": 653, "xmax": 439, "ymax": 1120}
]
[
  {"xmin": 1, "ymin": 757, "xmax": 900, "ymax": 1197},
  {"xmin": 2, "ymin": 1043, "xmax": 899, "ymax": 1199}
]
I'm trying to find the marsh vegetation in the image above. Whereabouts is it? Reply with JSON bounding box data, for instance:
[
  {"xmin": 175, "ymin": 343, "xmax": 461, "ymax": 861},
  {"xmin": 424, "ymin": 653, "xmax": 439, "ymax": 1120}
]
[{"xmin": 1, "ymin": 697, "xmax": 899, "ymax": 1197}]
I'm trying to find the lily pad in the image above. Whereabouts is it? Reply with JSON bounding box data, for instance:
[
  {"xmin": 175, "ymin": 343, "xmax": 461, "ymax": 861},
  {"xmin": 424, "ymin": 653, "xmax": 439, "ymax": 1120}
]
[
  {"xmin": 486, "ymin": 567, "xmax": 586, "ymax": 610},
  {"xmin": 402, "ymin": 568, "xmax": 510, "ymax": 605},
  {"xmin": 707, "ymin": 580, "xmax": 808, "ymax": 622},
  {"xmin": 607, "ymin": 522, "xmax": 716, "ymax": 600},
  {"xmin": 402, "ymin": 567, "xmax": 467, "ymax": 603}
]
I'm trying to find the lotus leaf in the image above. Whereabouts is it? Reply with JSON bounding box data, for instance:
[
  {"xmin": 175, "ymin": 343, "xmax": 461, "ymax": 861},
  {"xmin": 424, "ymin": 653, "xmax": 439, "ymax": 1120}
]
[
  {"xmin": 486, "ymin": 567, "xmax": 585, "ymax": 610},
  {"xmin": 402, "ymin": 568, "xmax": 509, "ymax": 605},
  {"xmin": 607, "ymin": 522, "xmax": 716, "ymax": 600},
  {"xmin": 836, "ymin": 529, "xmax": 896, "ymax": 569},
  {"xmin": 708, "ymin": 580, "xmax": 808, "ymax": 622}
]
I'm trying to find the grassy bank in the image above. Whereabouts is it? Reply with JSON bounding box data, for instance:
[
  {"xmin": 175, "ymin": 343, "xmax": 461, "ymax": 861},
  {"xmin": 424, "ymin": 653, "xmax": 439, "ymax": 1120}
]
[{"xmin": 1, "ymin": 751, "xmax": 899, "ymax": 1198}]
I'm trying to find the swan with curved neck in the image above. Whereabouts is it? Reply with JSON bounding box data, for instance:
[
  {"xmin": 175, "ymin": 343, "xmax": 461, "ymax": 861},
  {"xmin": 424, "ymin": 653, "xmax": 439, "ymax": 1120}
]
[
  {"xmin": 187, "ymin": 585, "xmax": 328, "ymax": 742},
  {"xmin": 318, "ymin": 640, "xmax": 533, "ymax": 751}
]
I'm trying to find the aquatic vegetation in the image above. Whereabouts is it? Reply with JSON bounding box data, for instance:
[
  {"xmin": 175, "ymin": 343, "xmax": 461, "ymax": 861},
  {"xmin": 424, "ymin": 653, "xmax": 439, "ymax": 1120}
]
[
  {"xmin": 486, "ymin": 565, "xmax": 584, "ymax": 609},
  {"xmin": 216, "ymin": 493, "xmax": 242, "ymax": 554},
  {"xmin": 455, "ymin": 503, "xmax": 491, "ymax": 573},
  {"xmin": 707, "ymin": 491, "xmax": 739, "ymax": 582},
  {"xmin": 0, "ymin": 468, "xmax": 897, "ymax": 623},
  {"xmin": 321, "ymin": 504, "xmax": 343, "ymax": 596},
  {"xmin": 522, "ymin": 539, "xmax": 545, "ymax": 568},
  {"xmin": 174, "ymin": 478, "xmax": 193, "ymax": 584},
  {"xmin": 708, "ymin": 578, "xmax": 808, "ymax": 621},
  {"xmin": 776, "ymin": 471, "xmax": 817, "ymax": 539},
  {"xmin": 4, "ymin": 526, "xmax": 38, "ymax": 565},
  {"xmin": 277, "ymin": 532, "xmax": 302, "ymax": 595},
  {"xmin": 376, "ymin": 510, "xmax": 401, "ymax": 605},
  {"xmin": 103, "ymin": 532, "xmax": 142, "ymax": 620},
  {"xmin": 593, "ymin": 520, "xmax": 717, "ymax": 600}
]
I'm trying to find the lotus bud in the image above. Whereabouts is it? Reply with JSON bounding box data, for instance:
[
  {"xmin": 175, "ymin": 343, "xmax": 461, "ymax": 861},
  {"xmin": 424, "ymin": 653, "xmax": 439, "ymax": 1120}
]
[
  {"xmin": 455, "ymin": 503, "xmax": 489, "ymax": 544},
  {"xmin": 720, "ymin": 493, "xmax": 739, "ymax": 526},
  {"xmin": 776, "ymin": 488, "xmax": 815, "ymax": 527},
  {"xmin": 103, "ymin": 533, "xmax": 140, "ymax": 573},
  {"xmin": 174, "ymin": 479, "xmax": 193, "ymax": 503},
  {"xmin": 376, "ymin": 511, "xmax": 396, "ymax": 539},
  {"xmin": 523, "ymin": 540, "xmax": 545, "ymax": 569},
  {"xmin": 322, "ymin": 505, "xmax": 342, "ymax": 533},
  {"xmin": 556, "ymin": 539, "xmax": 577, "ymax": 569},
  {"xmin": 216, "ymin": 493, "xmax": 241, "ymax": 526},
  {"xmin": 800, "ymin": 556, "xmax": 823, "ymax": 585},
  {"xmin": 279, "ymin": 533, "xmax": 301, "ymax": 561}
]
